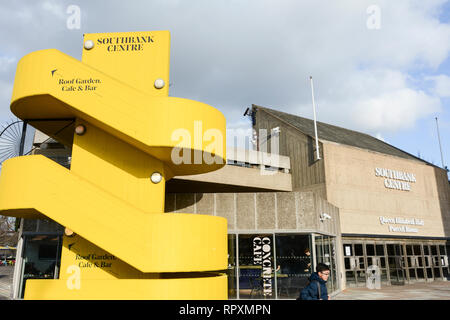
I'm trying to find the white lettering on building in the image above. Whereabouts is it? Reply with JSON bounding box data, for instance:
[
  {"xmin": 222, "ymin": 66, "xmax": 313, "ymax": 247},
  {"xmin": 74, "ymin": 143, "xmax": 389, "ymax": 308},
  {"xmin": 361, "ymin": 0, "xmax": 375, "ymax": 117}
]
[
  {"xmin": 375, "ymin": 167, "xmax": 416, "ymax": 191},
  {"xmin": 379, "ymin": 216, "xmax": 424, "ymax": 233},
  {"xmin": 253, "ymin": 236, "xmax": 272, "ymax": 297}
]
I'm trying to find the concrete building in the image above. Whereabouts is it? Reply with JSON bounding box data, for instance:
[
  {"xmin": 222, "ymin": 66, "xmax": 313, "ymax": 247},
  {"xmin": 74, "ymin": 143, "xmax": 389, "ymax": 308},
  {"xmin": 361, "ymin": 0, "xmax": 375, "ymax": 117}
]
[
  {"xmin": 9, "ymin": 104, "xmax": 450, "ymax": 299},
  {"xmin": 252, "ymin": 104, "xmax": 450, "ymax": 288}
]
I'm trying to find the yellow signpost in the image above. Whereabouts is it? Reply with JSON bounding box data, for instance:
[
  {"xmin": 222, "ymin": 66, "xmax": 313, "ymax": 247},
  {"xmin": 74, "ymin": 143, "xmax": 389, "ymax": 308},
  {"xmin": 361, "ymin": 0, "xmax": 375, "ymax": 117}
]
[{"xmin": 0, "ymin": 31, "xmax": 228, "ymax": 299}]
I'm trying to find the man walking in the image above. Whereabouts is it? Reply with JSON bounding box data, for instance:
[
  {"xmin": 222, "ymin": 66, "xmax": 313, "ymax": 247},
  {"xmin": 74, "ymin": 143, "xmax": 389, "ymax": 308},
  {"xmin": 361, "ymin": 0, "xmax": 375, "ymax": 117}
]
[{"xmin": 299, "ymin": 263, "xmax": 330, "ymax": 300}]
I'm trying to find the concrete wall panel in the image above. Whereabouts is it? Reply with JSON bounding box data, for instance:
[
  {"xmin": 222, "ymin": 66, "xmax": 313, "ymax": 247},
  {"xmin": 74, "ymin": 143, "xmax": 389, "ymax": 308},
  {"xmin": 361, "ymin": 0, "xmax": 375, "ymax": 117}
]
[
  {"xmin": 276, "ymin": 192, "xmax": 297, "ymax": 230},
  {"xmin": 256, "ymin": 193, "xmax": 276, "ymax": 229},
  {"xmin": 236, "ymin": 193, "xmax": 256, "ymax": 230}
]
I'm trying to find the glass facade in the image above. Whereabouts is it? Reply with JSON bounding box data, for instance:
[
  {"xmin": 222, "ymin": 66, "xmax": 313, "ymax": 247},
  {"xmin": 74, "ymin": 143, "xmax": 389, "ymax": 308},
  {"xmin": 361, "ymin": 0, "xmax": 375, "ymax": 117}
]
[
  {"xmin": 343, "ymin": 239, "xmax": 450, "ymax": 288},
  {"xmin": 11, "ymin": 118, "xmax": 450, "ymax": 300},
  {"xmin": 16, "ymin": 230, "xmax": 335, "ymax": 300},
  {"xmin": 275, "ymin": 234, "xmax": 312, "ymax": 299},
  {"xmin": 315, "ymin": 235, "xmax": 338, "ymax": 293},
  {"xmin": 228, "ymin": 233, "xmax": 337, "ymax": 299},
  {"xmin": 237, "ymin": 234, "xmax": 275, "ymax": 299},
  {"xmin": 226, "ymin": 234, "xmax": 237, "ymax": 299},
  {"xmin": 18, "ymin": 234, "xmax": 63, "ymax": 298}
]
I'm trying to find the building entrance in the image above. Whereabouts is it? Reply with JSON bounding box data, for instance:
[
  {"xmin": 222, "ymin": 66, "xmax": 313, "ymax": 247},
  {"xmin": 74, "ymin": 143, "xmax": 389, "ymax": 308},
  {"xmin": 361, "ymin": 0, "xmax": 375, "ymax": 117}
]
[
  {"xmin": 228, "ymin": 233, "xmax": 338, "ymax": 299},
  {"xmin": 343, "ymin": 238, "xmax": 449, "ymax": 288},
  {"xmin": 386, "ymin": 244, "xmax": 405, "ymax": 285},
  {"xmin": 17, "ymin": 234, "xmax": 62, "ymax": 298}
]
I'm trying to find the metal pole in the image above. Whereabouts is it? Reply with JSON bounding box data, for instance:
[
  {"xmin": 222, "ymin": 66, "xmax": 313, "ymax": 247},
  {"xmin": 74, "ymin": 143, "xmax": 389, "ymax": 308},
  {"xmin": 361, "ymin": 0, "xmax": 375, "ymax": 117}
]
[
  {"xmin": 435, "ymin": 117, "xmax": 445, "ymax": 169},
  {"xmin": 14, "ymin": 120, "xmax": 28, "ymax": 299},
  {"xmin": 19, "ymin": 121, "xmax": 27, "ymax": 156},
  {"xmin": 310, "ymin": 76, "xmax": 321, "ymax": 160}
]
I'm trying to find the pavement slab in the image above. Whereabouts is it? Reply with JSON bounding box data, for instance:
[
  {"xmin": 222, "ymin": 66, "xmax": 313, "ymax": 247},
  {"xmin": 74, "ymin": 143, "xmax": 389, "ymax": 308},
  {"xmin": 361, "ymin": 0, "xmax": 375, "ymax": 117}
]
[{"xmin": 333, "ymin": 281, "xmax": 450, "ymax": 300}]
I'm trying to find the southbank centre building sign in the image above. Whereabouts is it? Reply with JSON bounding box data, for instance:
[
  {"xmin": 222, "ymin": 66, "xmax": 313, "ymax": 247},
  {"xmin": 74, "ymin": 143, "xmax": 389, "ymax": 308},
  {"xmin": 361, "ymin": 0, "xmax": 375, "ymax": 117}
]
[
  {"xmin": 375, "ymin": 167, "xmax": 417, "ymax": 191},
  {"xmin": 0, "ymin": 31, "xmax": 228, "ymax": 299}
]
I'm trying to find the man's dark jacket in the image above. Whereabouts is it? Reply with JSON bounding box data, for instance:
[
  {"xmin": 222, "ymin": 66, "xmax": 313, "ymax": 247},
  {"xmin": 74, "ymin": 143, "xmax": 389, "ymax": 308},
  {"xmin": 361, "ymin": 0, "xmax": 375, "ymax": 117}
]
[{"xmin": 299, "ymin": 272, "xmax": 328, "ymax": 300}]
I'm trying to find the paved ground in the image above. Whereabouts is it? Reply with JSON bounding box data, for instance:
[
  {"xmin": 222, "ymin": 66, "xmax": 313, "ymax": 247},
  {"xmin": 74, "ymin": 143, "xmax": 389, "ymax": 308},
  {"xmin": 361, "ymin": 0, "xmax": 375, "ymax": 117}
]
[
  {"xmin": 333, "ymin": 281, "xmax": 450, "ymax": 300},
  {"xmin": 0, "ymin": 266, "xmax": 14, "ymax": 300},
  {"xmin": 0, "ymin": 266, "xmax": 448, "ymax": 300}
]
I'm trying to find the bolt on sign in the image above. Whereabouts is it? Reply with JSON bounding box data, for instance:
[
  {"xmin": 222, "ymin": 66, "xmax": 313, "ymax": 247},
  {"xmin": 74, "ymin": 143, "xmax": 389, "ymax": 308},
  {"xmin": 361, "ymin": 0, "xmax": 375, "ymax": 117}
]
[{"xmin": 0, "ymin": 31, "xmax": 228, "ymax": 300}]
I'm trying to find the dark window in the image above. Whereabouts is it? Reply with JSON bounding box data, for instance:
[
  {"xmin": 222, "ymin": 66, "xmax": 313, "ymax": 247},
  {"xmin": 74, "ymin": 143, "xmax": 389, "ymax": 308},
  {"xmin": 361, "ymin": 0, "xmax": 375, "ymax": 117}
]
[
  {"xmin": 406, "ymin": 245, "xmax": 413, "ymax": 256},
  {"xmin": 387, "ymin": 244, "xmax": 395, "ymax": 256},
  {"xmin": 20, "ymin": 235, "xmax": 62, "ymax": 299},
  {"xmin": 359, "ymin": 257, "xmax": 365, "ymax": 269},
  {"xmin": 376, "ymin": 245, "xmax": 384, "ymax": 256},
  {"xmin": 275, "ymin": 234, "xmax": 312, "ymax": 299},
  {"xmin": 227, "ymin": 235, "xmax": 237, "ymax": 299},
  {"xmin": 413, "ymin": 245, "xmax": 421, "ymax": 256},
  {"xmin": 344, "ymin": 258, "xmax": 351, "ymax": 270},
  {"xmin": 355, "ymin": 244, "xmax": 363, "ymax": 256},
  {"xmin": 380, "ymin": 257, "xmax": 386, "ymax": 268},
  {"xmin": 366, "ymin": 244, "xmax": 375, "ymax": 256},
  {"xmin": 417, "ymin": 269, "xmax": 425, "ymax": 279},
  {"xmin": 238, "ymin": 234, "xmax": 274, "ymax": 300},
  {"xmin": 434, "ymin": 268, "xmax": 441, "ymax": 278},
  {"xmin": 431, "ymin": 246, "xmax": 438, "ymax": 255},
  {"xmin": 38, "ymin": 244, "xmax": 57, "ymax": 260}
]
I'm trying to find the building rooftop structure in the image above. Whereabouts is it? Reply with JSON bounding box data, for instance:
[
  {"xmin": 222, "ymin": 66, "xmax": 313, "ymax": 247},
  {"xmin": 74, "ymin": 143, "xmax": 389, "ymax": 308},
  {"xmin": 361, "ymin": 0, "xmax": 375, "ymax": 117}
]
[
  {"xmin": 167, "ymin": 146, "xmax": 292, "ymax": 193},
  {"xmin": 31, "ymin": 129, "xmax": 293, "ymax": 193},
  {"xmin": 253, "ymin": 104, "xmax": 439, "ymax": 167}
]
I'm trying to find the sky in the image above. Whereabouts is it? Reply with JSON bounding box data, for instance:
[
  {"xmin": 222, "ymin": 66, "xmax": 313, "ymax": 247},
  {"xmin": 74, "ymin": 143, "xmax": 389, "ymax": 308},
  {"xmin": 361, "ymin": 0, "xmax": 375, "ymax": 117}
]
[{"xmin": 0, "ymin": 0, "xmax": 449, "ymax": 173}]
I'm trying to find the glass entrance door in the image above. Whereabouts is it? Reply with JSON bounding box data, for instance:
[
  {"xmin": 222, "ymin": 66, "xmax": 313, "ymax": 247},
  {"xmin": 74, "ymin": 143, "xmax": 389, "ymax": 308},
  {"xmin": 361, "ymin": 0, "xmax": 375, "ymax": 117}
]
[
  {"xmin": 274, "ymin": 234, "xmax": 312, "ymax": 299},
  {"xmin": 387, "ymin": 244, "xmax": 405, "ymax": 285},
  {"xmin": 315, "ymin": 235, "xmax": 338, "ymax": 292},
  {"xmin": 238, "ymin": 234, "xmax": 275, "ymax": 299},
  {"xmin": 18, "ymin": 234, "xmax": 62, "ymax": 298}
]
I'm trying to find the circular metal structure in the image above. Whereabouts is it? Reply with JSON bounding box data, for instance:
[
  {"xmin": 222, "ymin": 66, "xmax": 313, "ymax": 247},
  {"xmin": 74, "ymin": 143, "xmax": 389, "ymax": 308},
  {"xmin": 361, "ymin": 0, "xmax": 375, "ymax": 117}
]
[{"xmin": 0, "ymin": 119, "xmax": 23, "ymax": 168}]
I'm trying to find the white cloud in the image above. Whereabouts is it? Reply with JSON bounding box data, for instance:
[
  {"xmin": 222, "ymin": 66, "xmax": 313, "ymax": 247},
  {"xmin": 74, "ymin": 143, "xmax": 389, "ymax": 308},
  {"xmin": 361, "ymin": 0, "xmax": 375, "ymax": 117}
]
[
  {"xmin": 42, "ymin": 1, "xmax": 66, "ymax": 20},
  {"xmin": 0, "ymin": 56, "xmax": 17, "ymax": 120},
  {"xmin": 0, "ymin": 0, "xmax": 449, "ymax": 140},
  {"xmin": 359, "ymin": 1, "xmax": 450, "ymax": 69},
  {"xmin": 0, "ymin": 83, "xmax": 14, "ymax": 122},
  {"xmin": 426, "ymin": 74, "xmax": 450, "ymax": 97},
  {"xmin": 301, "ymin": 69, "xmax": 442, "ymax": 134},
  {"xmin": 353, "ymin": 87, "xmax": 441, "ymax": 132},
  {"xmin": 0, "ymin": 56, "xmax": 16, "ymax": 73}
]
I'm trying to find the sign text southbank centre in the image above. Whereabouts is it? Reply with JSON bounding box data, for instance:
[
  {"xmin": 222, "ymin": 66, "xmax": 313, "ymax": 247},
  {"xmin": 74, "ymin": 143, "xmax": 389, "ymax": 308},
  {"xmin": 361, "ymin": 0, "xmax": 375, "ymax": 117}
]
[
  {"xmin": 96, "ymin": 35, "xmax": 154, "ymax": 52},
  {"xmin": 375, "ymin": 167, "xmax": 416, "ymax": 191}
]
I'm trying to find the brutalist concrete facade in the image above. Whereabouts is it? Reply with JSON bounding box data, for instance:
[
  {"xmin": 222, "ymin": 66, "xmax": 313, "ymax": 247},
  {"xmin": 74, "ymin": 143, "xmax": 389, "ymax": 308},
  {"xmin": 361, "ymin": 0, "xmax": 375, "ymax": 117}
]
[{"xmin": 166, "ymin": 191, "xmax": 340, "ymax": 235}]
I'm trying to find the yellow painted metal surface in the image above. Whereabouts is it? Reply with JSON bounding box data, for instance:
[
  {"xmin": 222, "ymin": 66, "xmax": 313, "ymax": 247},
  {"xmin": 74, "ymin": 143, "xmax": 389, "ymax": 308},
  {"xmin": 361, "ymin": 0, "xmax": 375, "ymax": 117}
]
[
  {"xmin": 0, "ymin": 31, "xmax": 228, "ymax": 299},
  {"xmin": 24, "ymin": 276, "xmax": 228, "ymax": 300}
]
